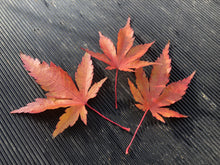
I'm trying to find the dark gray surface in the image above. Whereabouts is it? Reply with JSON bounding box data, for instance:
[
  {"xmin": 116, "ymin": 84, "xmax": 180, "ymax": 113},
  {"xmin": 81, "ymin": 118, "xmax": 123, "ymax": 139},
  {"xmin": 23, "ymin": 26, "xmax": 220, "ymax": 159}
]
[{"xmin": 1, "ymin": 0, "xmax": 219, "ymax": 164}]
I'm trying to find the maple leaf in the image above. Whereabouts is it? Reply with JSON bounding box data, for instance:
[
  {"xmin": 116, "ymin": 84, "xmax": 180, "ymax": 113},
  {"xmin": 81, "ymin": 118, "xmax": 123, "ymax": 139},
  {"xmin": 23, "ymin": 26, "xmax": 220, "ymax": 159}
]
[
  {"xmin": 11, "ymin": 53, "xmax": 130, "ymax": 138},
  {"xmin": 83, "ymin": 17, "xmax": 155, "ymax": 108},
  {"xmin": 126, "ymin": 42, "xmax": 196, "ymax": 154}
]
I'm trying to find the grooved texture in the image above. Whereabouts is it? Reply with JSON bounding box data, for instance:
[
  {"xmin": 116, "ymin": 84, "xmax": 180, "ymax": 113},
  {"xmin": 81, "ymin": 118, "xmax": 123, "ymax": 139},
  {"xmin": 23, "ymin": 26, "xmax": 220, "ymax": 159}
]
[{"xmin": 0, "ymin": 0, "xmax": 219, "ymax": 164}]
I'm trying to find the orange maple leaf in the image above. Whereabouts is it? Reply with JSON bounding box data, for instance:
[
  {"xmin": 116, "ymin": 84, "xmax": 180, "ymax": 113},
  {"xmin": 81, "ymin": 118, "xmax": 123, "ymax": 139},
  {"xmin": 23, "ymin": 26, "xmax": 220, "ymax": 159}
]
[
  {"xmin": 83, "ymin": 17, "xmax": 155, "ymax": 108},
  {"xmin": 126, "ymin": 42, "xmax": 196, "ymax": 154},
  {"xmin": 11, "ymin": 53, "xmax": 130, "ymax": 137}
]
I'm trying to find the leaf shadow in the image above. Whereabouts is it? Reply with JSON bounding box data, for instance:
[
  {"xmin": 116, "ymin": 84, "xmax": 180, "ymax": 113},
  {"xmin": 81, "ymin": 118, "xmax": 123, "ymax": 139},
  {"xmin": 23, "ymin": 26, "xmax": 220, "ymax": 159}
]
[{"xmin": 164, "ymin": 64, "xmax": 199, "ymax": 147}]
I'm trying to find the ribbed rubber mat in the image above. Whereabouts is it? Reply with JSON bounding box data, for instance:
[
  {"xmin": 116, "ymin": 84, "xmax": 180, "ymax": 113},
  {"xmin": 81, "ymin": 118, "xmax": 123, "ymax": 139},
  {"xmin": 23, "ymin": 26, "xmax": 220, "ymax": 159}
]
[{"xmin": 1, "ymin": 0, "xmax": 219, "ymax": 164}]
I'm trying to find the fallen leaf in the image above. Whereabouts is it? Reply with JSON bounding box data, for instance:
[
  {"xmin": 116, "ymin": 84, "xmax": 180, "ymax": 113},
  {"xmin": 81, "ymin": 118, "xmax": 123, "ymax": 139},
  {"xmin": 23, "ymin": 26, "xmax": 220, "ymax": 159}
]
[
  {"xmin": 126, "ymin": 42, "xmax": 195, "ymax": 154},
  {"xmin": 83, "ymin": 17, "xmax": 155, "ymax": 108},
  {"xmin": 11, "ymin": 53, "xmax": 130, "ymax": 137}
]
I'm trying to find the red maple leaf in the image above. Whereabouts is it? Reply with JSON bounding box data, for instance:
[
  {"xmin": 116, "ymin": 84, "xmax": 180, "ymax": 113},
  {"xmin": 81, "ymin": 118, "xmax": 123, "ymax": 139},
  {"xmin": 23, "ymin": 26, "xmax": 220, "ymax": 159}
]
[
  {"xmin": 126, "ymin": 42, "xmax": 195, "ymax": 154},
  {"xmin": 11, "ymin": 53, "xmax": 130, "ymax": 137},
  {"xmin": 83, "ymin": 17, "xmax": 155, "ymax": 108}
]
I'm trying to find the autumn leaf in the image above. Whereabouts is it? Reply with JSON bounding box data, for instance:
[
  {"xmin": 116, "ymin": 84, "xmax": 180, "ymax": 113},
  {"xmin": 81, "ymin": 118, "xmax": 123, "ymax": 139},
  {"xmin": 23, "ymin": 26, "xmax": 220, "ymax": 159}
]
[
  {"xmin": 126, "ymin": 42, "xmax": 196, "ymax": 154},
  {"xmin": 83, "ymin": 17, "xmax": 155, "ymax": 108},
  {"xmin": 11, "ymin": 53, "xmax": 130, "ymax": 138}
]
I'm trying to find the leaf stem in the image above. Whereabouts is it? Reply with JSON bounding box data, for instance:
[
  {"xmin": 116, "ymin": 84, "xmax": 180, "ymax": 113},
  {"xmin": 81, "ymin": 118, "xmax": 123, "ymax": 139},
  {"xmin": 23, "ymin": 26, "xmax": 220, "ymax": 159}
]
[
  {"xmin": 125, "ymin": 109, "xmax": 149, "ymax": 154},
  {"xmin": 115, "ymin": 69, "xmax": 119, "ymax": 109},
  {"xmin": 86, "ymin": 103, "xmax": 130, "ymax": 132}
]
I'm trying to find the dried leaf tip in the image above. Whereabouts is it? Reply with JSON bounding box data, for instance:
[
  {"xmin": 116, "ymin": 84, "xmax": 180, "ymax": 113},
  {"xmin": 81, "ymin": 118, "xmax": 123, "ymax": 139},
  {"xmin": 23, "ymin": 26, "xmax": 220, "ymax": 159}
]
[{"xmin": 125, "ymin": 17, "xmax": 131, "ymax": 27}]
